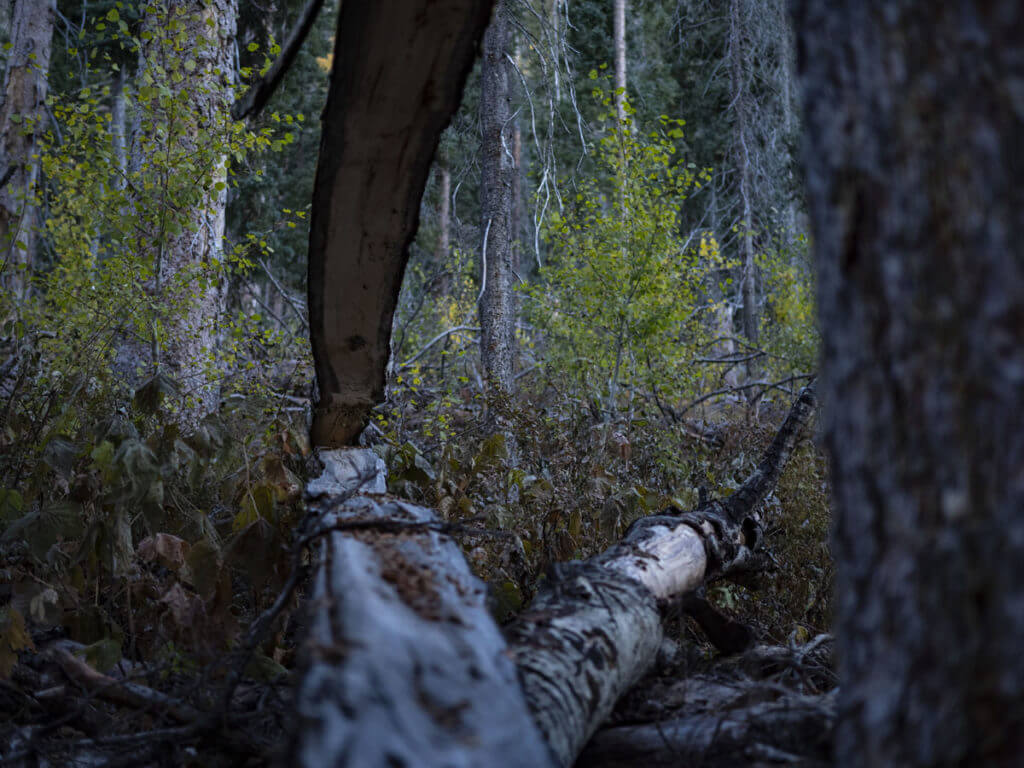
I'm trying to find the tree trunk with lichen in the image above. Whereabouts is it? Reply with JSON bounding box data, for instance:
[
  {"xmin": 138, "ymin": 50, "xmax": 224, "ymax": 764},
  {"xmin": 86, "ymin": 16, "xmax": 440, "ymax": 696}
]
[
  {"xmin": 134, "ymin": 0, "xmax": 236, "ymax": 430},
  {"xmin": 795, "ymin": 1, "xmax": 1024, "ymax": 764},
  {"xmin": 0, "ymin": 0, "xmax": 55, "ymax": 301}
]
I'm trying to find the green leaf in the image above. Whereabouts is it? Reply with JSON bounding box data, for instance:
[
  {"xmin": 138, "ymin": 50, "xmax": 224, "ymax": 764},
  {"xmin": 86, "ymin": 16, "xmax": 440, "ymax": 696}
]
[
  {"xmin": 43, "ymin": 435, "xmax": 78, "ymax": 478},
  {"xmin": 2, "ymin": 501, "xmax": 84, "ymax": 560},
  {"xmin": 81, "ymin": 636, "xmax": 122, "ymax": 673},
  {"xmin": 0, "ymin": 489, "xmax": 25, "ymax": 526},
  {"xmin": 133, "ymin": 372, "xmax": 180, "ymax": 415}
]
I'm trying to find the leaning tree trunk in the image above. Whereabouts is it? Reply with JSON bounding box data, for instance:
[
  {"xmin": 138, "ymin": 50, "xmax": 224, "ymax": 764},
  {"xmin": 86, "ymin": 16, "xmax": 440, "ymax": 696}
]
[
  {"xmin": 134, "ymin": 0, "xmax": 237, "ymax": 429},
  {"xmin": 0, "ymin": 0, "xmax": 55, "ymax": 301},
  {"xmin": 308, "ymin": 0, "xmax": 496, "ymax": 448},
  {"xmin": 479, "ymin": 0, "xmax": 517, "ymax": 399},
  {"xmin": 795, "ymin": 1, "xmax": 1024, "ymax": 765}
]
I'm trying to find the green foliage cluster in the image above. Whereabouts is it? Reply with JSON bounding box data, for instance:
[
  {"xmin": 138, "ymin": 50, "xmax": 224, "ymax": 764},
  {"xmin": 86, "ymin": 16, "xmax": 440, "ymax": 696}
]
[
  {"xmin": 525, "ymin": 84, "xmax": 713, "ymax": 416},
  {"xmin": 0, "ymin": 2, "xmax": 311, "ymax": 680},
  {"xmin": 381, "ymin": 83, "xmax": 826, "ymax": 642}
]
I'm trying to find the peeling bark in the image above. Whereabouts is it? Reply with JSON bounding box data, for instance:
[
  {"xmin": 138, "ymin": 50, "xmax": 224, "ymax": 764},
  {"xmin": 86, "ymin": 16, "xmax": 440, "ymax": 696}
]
[
  {"xmin": 308, "ymin": 0, "xmax": 496, "ymax": 447},
  {"xmin": 295, "ymin": 383, "xmax": 815, "ymax": 766}
]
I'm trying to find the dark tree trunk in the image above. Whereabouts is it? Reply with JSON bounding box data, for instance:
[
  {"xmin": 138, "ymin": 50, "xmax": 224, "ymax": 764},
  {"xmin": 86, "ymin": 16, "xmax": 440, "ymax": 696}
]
[
  {"xmin": 794, "ymin": 2, "xmax": 1024, "ymax": 765},
  {"xmin": 308, "ymin": 0, "xmax": 496, "ymax": 447},
  {"xmin": 437, "ymin": 159, "xmax": 451, "ymax": 294},
  {"xmin": 0, "ymin": 0, "xmax": 55, "ymax": 300},
  {"xmin": 729, "ymin": 0, "xmax": 758, "ymax": 349},
  {"xmin": 479, "ymin": 0, "xmax": 516, "ymax": 397}
]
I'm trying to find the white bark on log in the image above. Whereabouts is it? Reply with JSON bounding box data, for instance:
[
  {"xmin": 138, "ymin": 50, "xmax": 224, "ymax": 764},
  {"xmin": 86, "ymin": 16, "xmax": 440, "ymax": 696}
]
[
  {"xmin": 294, "ymin": 448, "xmax": 554, "ymax": 768},
  {"xmin": 294, "ymin": 383, "xmax": 814, "ymax": 766},
  {"xmin": 507, "ymin": 381, "xmax": 817, "ymax": 765}
]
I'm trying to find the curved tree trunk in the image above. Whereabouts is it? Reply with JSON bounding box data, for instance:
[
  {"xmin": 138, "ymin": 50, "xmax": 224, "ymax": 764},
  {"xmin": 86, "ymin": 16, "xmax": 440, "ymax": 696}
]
[
  {"xmin": 795, "ymin": 1, "xmax": 1024, "ymax": 765},
  {"xmin": 0, "ymin": 0, "xmax": 55, "ymax": 300},
  {"xmin": 308, "ymin": 0, "xmax": 496, "ymax": 448}
]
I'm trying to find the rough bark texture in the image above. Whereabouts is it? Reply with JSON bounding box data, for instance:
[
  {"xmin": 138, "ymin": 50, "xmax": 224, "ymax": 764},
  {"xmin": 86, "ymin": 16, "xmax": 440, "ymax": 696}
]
[
  {"xmin": 507, "ymin": 382, "xmax": 816, "ymax": 765},
  {"xmin": 0, "ymin": 0, "xmax": 55, "ymax": 299},
  {"xmin": 137, "ymin": 0, "xmax": 236, "ymax": 428},
  {"xmin": 479, "ymin": 0, "xmax": 516, "ymax": 396},
  {"xmin": 729, "ymin": 0, "xmax": 758, "ymax": 348},
  {"xmin": 294, "ymin": 448, "xmax": 554, "ymax": 768},
  {"xmin": 794, "ymin": 2, "xmax": 1024, "ymax": 765},
  {"xmin": 577, "ymin": 700, "xmax": 833, "ymax": 768},
  {"xmin": 308, "ymin": 0, "xmax": 495, "ymax": 447}
]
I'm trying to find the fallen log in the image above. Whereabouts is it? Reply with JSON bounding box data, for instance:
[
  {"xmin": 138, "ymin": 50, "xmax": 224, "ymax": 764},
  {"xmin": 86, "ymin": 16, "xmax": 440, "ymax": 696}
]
[
  {"xmin": 506, "ymin": 381, "xmax": 817, "ymax": 765},
  {"xmin": 575, "ymin": 692, "xmax": 836, "ymax": 768},
  {"xmin": 293, "ymin": 382, "xmax": 817, "ymax": 766},
  {"xmin": 292, "ymin": 448, "xmax": 555, "ymax": 767}
]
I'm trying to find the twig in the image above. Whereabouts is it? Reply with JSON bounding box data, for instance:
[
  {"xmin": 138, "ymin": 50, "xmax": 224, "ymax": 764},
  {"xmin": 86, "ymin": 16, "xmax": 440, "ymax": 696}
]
[
  {"xmin": 48, "ymin": 648, "xmax": 199, "ymax": 723},
  {"xmin": 232, "ymin": 0, "xmax": 327, "ymax": 121}
]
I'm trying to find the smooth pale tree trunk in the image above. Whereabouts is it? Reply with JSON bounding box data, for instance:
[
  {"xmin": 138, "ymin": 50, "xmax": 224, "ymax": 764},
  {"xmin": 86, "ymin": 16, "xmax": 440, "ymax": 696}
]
[
  {"xmin": 307, "ymin": 0, "xmax": 496, "ymax": 448},
  {"xmin": 795, "ymin": 1, "xmax": 1024, "ymax": 765},
  {"xmin": 729, "ymin": 0, "xmax": 758, "ymax": 349},
  {"xmin": 479, "ymin": 0, "xmax": 517, "ymax": 399},
  {"xmin": 613, "ymin": 0, "xmax": 627, "ymax": 124},
  {"xmin": 0, "ymin": 0, "xmax": 55, "ymax": 300},
  {"xmin": 110, "ymin": 69, "xmax": 128, "ymax": 189},
  {"xmin": 437, "ymin": 161, "xmax": 451, "ymax": 293},
  {"xmin": 134, "ymin": 0, "xmax": 236, "ymax": 429}
]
